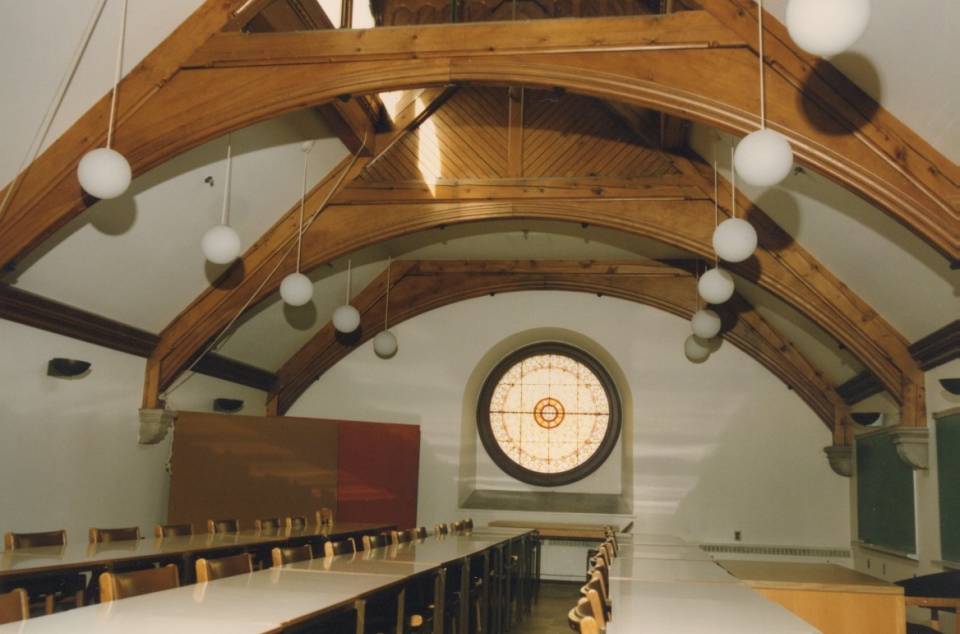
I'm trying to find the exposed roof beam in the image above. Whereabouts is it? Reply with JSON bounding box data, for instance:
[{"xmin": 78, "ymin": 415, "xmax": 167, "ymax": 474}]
[
  {"xmin": 266, "ymin": 259, "xmax": 851, "ymax": 443},
  {"xmin": 0, "ymin": 285, "xmax": 275, "ymax": 392},
  {"xmin": 838, "ymin": 319, "xmax": 960, "ymax": 405}
]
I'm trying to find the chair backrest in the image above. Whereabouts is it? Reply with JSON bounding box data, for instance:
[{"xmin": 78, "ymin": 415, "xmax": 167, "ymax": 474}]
[
  {"xmin": 435, "ymin": 523, "xmax": 449, "ymax": 536},
  {"xmin": 254, "ymin": 517, "xmax": 282, "ymax": 532},
  {"xmin": 195, "ymin": 553, "xmax": 253, "ymax": 582},
  {"xmin": 451, "ymin": 521, "xmax": 465, "ymax": 533},
  {"xmin": 591, "ymin": 559, "xmax": 609, "ymax": 595},
  {"xmin": 207, "ymin": 518, "xmax": 240, "ymax": 534},
  {"xmin": 316, "ymin": 508, "xmax": 334, "ymax": 525},
  {"xmin": 363, "ymin": 533, "xmax": 390, "ymax": 550},
  {"xmin": 397, "ymin": 528, "xmax": 419, "ymax": 544},
  {"xmin": 4, "ymin": 530, "xmax": 66, "ymax": 550},
  {"xmin": 580, "ymin": 580, "xmax": 608, "ymax": 625},
  {"xmin": 271, "ymin": 544, "xmax": 313, "ymax": 567},
  {"xmin": 99, "ymin": 564, "xmax": 180, "ymax": 602},
  {"xmin": 0, "ymin": 589, "xmax": 28, "ymax": 625},
  {"xmin": 324, "ymin": 538, "xmax": 357, "ymax": 557},
  {"xmin": 567, "ymin": 597, "xmax": 601, "ymax": 634},
  {"xmin": 288, "ymin": 516, "xmax": 307, "ymax": 531},
  {"xmin": 154, "ymin": 523, "xmax": 193, "ymax": 538},
  {"xmin": 416, "ymin": 526, "xmax": 428, "ymax": 539},
  {"xmin": 89, "ymin": 526, "xmax": 141, "ymax": 544}
]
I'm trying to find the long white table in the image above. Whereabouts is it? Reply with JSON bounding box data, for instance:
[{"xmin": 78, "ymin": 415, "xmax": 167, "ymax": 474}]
[
  {"xmin": 0, "ymin": 529, "xmax": 533, "ymax": 634},
  {"xmin": 609, "ymin": 557, "xmax": 739, "ymax": 584}
]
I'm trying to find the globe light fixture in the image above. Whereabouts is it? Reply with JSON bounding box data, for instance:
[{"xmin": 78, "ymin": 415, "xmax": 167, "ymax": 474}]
[
  {"xmin": 713, "ymin": 155, "xmax": 758, "ymax": 262},
  {"xmin": 698, "ymin": 267, "xmax": 735, "ymax": 305},
  {"xmin": 684, "ymin": 335, "xmax": 712, "ymax": 363},
  {"xmin": 78, "ymin": 0, "xmax": 131, "ymax": 200},
  {"xmin": 786, "ymin": 0, "xmax": 870, "ymax": 57},
  {"xmin": 77, "ymin": 148, "xmax": 131, "ymax": 200},
  {"xmin": 201, "ymin": 224, "xmax": 241, "ymax": 264},
  {"xmin": 733, "ymin": 128, "xmax": 793, "ymax": 188},
  {"xmin": 280, "ymin": 272, "xmax": 313, "ymax": 306},
  {"xmin": 734, "ymin": 0, "xmax": 794, "ymax": 188},
  {"xmin": 691, "ymin": 309, "xmax": 722, "ymax": 340},
  {"xmin": 373, "ymin": 330, "xmax": 398, "ymax": 358},
  {"xmin": 333, "ymin": 303, "xmax": 361, "ymax": 333}
]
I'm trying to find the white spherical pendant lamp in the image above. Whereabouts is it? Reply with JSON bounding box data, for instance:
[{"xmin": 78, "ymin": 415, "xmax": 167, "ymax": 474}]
[
  {"xmin": 698, "ymin": 267, "xmax": 735, "ymax": 305},
  {"xmin": 373, "ymin": 330, "xmax": 398, "ymax": 358},
  {"xmin": 201, "ymin": 224, "xmax": 241, "ymax": 264},
  {"xmin": 733, "ymin": 129, "xmax": 793, "ymax": 188},
  {"xmin": 713, "ymin": 217, "xmax": 758, "ymax": 263},
  {"xmin": 691, "ymin": 309, "xmax": 722, "ymax": 340},
  {"xmin": 280, "ymin": 272, "xmax": 313, "ymax": 306},
  {"xmin": 333, "ymin": 304, "xmax": 361, "ymax": 334},
  {"xmin": 77, "ymin": 148, "xmax": 131, "ymax": 200},
  {"xmin": 786, "ymin": 0, "xmax": 870, "ymax": 57},
  {"xmin": 684, "ymin": 335, "xmax": 712, "ymax": 363}
]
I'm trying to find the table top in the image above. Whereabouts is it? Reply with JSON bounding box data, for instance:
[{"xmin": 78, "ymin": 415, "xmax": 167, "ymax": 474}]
[
  {"xmin": 284, "ymin": 552, "xmax": 438, "ymax": 577},
  {"xmin": 359, "ymin": 536, "xmax": 505, "ymax": 565},
  {"xmin": 616, "ymin": 543, "xmax": 712, "ymax": 561},
  {"xmin": 718, "ymin": 560, "xmax": 904, "ymax": 595},
  {"xmin": 0, "ymin": 523, "xmax": 392, "ymax": 577},
  {"xmin": 488, "ymin": 520, "xmax": 616, "ymax": 540},
  {"xmin": 613, "ymin": 533, "xmax": 689, "ymax": 546},
  {"xmin": 605, "ymin": 579, "xmax": 820, "ymax": 633},
  {"xmin": 609, "ymin": 558, "xmax": 739, "ymax": 584}
]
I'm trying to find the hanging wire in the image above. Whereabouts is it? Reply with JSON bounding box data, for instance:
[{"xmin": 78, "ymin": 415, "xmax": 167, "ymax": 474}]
[
  {"xmin": 106, "ymin": 0, "xmax": 128, "ymax": 149},
  {"xmin": 730, "ymin": 145, "xmax": 737, "ymax": 219},
  {"xmin": 345, "ymin": 259, "xmax": 352, "ymax": 304},
  {"xmin": 713, "ymin": 154, "xmax": 720, "ymax": 266},
  {"xmin": 384, "ymin": 257, "xmax": 392, "ymax": 330},
  {"xmin": 220, "ymin": 139, "xmax": 232, "ymax": 226},
  {"xmin": 695, "ymin": 259, "xmax": 701, "ymax": 310},
  {"xmin": 0, "ymin": 0, "xmax": 108, "ymax": 223},
  {"xmin": 758, "ymin": 0, "xmax": 766, "ymax": 129},
  {"xmin": 296, "ymin": 145, "xmax": 310, "ymax": 273}
]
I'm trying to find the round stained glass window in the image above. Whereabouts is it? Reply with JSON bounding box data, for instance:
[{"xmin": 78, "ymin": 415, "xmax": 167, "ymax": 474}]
[{"xmin": 476, "ymin": 342, "xmax": 622, "ymax": 487}]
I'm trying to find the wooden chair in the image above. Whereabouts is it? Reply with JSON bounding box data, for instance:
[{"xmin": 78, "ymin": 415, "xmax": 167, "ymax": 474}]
[
  {"xmin": 581, "ymin": 573, "xmax": 611, "ymax": 623},
  {"xmin": 435, "ymin": 523, "xmax": 449, "ymax": 536},
  {"xmin": 88, "ymin": 526, "xmax": 140, "ymax": 543},
  {"xmin": 154, "ymin": 523, "xmax": 193, "ymax": 538},
  {"xmin": 316, "ymin": 508, "xmax": 334, "ymax": 525},
  {"xmin": 415, "ymin": 526, "xmax": 429, "ymax": 540},
  {"xmin": 254, "ymin": 517, "xmax": 283, "ymax": 532},
  {"xmin": 323, "ymin": 538, "xmax": 357, "ymax": 557},
  {"xmin": 195, "ymin": 553, "xmax": 253, "ymax": 582},
  {"xmin": 363, "ymin": 533, "xmax": 391, "ymax": 550},
  {"xmin": 896, "ymin": 571, "xmax": 960, "ymax": 633},
  {"xmin": 568, "ymin": 596, "xmax": 603, "ymax": 634},
  {"xmin": 396, "ymin": 528, "xmax": 420, "ymax": 544},
  {"xmin": 271, "ymin": 544, "xmax": 313, "ymax": 567},
  {"xmin": 288, "ymin": 516, "xmax": 308, "ymax": 531},
  {"xmin": 207, "ymin": 518, "xmax": 240, "ymax": 534},
  {"xmin": 0, "ymin": 589, "xmax": 28, "ymax": 625},
  {"xmin": 99, "ymin": 564, "xmax": 180, "ymax": 602},
  {"xmin": 5, "ymin": 530, "xmax": 84, "ymax": 614},
  {"xmin": 462, "ymin": 518, "xmax": 474, "ymax": 530}
]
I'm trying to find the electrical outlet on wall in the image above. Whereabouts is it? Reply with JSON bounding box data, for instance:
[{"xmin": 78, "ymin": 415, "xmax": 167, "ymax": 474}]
[{"xmin": 734, "ymin": 531, "xmax": 741, "ymax": 542}]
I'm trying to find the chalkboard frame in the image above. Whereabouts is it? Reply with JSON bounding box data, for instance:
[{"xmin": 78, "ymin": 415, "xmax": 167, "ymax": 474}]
[{"xmin": 856, "ymin": 427, "xmax": 917, "ymax": 556}]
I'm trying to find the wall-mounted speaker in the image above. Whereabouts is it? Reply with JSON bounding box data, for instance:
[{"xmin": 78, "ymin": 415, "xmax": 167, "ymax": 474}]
[
  {"xmin": 213, "ymin": 398, "xmax": 244, "ymax": 413},
  {"xmin": 851, "ymin": 412, "xmax": 884, "ymax": 427},
  {"xmin": 46, "ymin": 358, "xmax": 91, "ymax": 378},
  {"xmin": 939, "ymin": 378, "xmax": 960, "ymax": 395}
]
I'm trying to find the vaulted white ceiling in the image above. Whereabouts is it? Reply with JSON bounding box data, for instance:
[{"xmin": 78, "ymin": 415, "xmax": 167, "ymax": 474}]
[{"xmin": 1, "ymin": 0, "xmax": 957, "ymax": 404}]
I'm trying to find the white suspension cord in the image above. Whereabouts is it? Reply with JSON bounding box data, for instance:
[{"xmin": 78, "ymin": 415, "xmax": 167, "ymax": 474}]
[
  {"xmin": 106, "ymin": 0, "xmax": 128, "ymax": 149},
  {"xmin": 345, "ymin": 259, "xmax": 352, "ymax": 304},
  {"xmin": 384, "ymin": 257, "xmax": 392, "ymax": 330},
  {"xmin": 0, "ymin": 0, "xmax": 108, "ymax": 223},
  {"xmin": 730, "ymin": 146, "xmax": 737, "ymax": 218},
  {"xmin": 220, "ymin": 139, "xmax": 232, "ymax": 225},
  {"xmin": 758, "ymin": 0, "xmax": 766, "ymax": 129},
  {"xmin": 713, "ymin": 154, "xmax": 719, "ymax": 266},
  {"xmin": 296, "ymin": 146, "xmax": 309, "ymax": 272}
]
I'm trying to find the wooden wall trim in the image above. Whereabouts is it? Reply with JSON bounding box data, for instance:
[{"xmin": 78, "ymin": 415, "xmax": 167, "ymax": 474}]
[
  {"xmin": 265, "ymin": 259, "xmax": 851, "ymax": 442},
  {"xmin": 0, "ymin": 284, "xmax": 275, "ymax": 392}
]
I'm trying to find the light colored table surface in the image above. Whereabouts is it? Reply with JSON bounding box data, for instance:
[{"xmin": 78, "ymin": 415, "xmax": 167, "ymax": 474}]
[
  {"xmin": 609, "ymin": 557, "xmax": 739, "ymax": 584},
  {"xmin": 284, "ymin": 553, "xmax": 439, "ymax": 577},
  {"xmin": 0, "ymin": 523, "xmax": 391, "ymax": 576},
  {"xmin": 717, "ymin": 560, "xmax": 903, "ymax": 594},
  {"xmin": 616, "ymin": 543, "xmax": 712, "ymax": 561},
  {"xmin": 359, "ymin": 536, "xmax": 506, "ymax": 565},
  {"xmin": 613, "ymin": 533, "xmax": 689, "ymax": 546},
  {"xmin": 605, "ymin": 579, "xmax": 820, "ymax": 633}
]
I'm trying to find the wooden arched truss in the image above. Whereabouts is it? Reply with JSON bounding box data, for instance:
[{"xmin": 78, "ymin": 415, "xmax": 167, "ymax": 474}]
[{"xmin": 266, "ymin": 259, "xmax": 851, "ymax": 444}]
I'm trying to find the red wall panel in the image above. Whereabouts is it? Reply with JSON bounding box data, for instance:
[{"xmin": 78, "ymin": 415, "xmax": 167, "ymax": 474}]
[{"xmin": 336, "ymin": 421, "xmax": 420, "ymax": 529}]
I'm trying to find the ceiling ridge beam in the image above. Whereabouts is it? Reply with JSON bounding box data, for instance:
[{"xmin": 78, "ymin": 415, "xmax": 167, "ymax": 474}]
[
  {"xmin": 0, "ymin": 284, "xmax": 275, "ymax": 392},
  {"xmin": 266, "ymin": 258, "xmax": 850, "ymax": 443}
]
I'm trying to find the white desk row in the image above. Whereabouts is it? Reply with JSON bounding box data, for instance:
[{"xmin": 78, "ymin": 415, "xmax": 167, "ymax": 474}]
[
  {"xmin": 603, "ymin": 538, "xmax": 821, "ymax": 633},
  {"xmin": 0, "ymin": 529, "xmax": 531, "ymax": 634}
]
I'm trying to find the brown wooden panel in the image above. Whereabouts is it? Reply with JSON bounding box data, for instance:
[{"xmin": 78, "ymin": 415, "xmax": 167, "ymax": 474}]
[{"xmin": 167, "ymin": 412, "xmax": 339, "ymax": 531}]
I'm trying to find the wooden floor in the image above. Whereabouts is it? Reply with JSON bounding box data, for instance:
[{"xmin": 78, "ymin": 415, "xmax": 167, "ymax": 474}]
[{"xmin": 516, "ymin": 581, "xmax": 580, "ymax": 634}]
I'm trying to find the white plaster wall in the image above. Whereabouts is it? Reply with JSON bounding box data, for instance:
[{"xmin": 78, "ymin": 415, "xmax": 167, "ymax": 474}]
[
  {"xmin": 288, "ymin": 291, "xmax": 850, "ymax": 549},
  {"xmin": 0, "ymin": 319, "xmax": 265, "ymax": 542}
]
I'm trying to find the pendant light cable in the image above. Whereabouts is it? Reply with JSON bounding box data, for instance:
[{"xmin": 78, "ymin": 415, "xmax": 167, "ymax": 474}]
[
  {"xmin": 730, "ymin": 145, "xmax": 737, "ymax": 218},
  {"xmin": 107, "ymin": 0, "xmax": 128, "ymax": 149},
  {"xmin": 0, "ymin": 0, "xmax": 108, "ymax": 223},
  {"xmin": 220, "ymin": 139, "xmax": 232, "ymax": 225},
  {"xmin": 713, "ymin": 155, "xmax": 719, "ymax": 266},
  {"xmin": 296, "ymin": 146, "xmax": 309, "ymax": 273},
  {"xmin": 758, "ymin": 0, "xmax": 766, "ymax": 129},
  {"xmin": 345, "ymin": 259, "xmax": 352, "ymax": 304},
  {"xmin": 384, "ymin": 257, "xmax": 392, "ymax": 330}
]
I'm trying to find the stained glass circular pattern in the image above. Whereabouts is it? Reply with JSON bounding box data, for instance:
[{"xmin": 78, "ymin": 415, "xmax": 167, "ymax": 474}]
[{"xmin": 477, "ymin": 343, "xmax": 622, "ymax": 487}]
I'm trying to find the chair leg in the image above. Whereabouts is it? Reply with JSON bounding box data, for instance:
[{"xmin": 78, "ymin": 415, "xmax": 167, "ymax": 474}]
[{"xmin": 44, "ymin": 594, "xmax": 54, "ymax": 615}]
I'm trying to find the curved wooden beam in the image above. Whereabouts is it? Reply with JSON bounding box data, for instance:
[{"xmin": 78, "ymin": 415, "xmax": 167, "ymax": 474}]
[
  {"xmin": 266, "ymin": 259, "xmax": 851, "ymax": 443},
  {"xmin": 146, "ymin": 167, "xmax": 924, "ymax": 426},
  {"xmin": 1, "ymin": 12, "xmax": 956, "ymax": 276}
]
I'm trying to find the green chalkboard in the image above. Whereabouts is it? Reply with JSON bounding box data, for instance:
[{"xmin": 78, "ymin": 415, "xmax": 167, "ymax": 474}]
[
  {"xmin": 937, "ymin": 412, "xmax": 960, "ymax": 563},
  {"xmin": 857, "ymin": 431, "xmax": 916, "ymax": 555}
]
